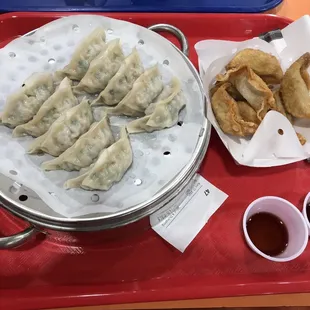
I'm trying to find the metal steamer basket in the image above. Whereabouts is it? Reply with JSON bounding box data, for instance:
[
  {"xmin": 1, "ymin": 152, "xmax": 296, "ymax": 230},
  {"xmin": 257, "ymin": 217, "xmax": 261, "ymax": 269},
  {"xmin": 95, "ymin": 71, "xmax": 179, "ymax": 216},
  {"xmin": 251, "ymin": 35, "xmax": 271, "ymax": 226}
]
[{"xmin": 0, "ymin": 23, "xmax": 211, "ymax": 249}]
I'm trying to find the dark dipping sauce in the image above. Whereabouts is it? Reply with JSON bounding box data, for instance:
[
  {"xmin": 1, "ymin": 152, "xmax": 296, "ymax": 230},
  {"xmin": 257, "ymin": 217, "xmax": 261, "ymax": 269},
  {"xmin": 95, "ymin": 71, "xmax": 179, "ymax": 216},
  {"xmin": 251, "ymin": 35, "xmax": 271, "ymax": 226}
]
[
  {"xmin": 307, "ymin": 203, "xmax": 310, "ymax": 223},
  {"xmin": 246, "ymin": 212, "xmax": 289, "ymax": 257}
]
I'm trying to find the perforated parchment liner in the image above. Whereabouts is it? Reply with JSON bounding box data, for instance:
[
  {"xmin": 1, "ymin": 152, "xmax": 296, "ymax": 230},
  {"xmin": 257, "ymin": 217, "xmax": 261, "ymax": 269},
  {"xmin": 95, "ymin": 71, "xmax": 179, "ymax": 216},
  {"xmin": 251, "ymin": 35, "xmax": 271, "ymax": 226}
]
[{"xmin": 0, "ymin": 15, "xmax": 204, "ymax": 218}]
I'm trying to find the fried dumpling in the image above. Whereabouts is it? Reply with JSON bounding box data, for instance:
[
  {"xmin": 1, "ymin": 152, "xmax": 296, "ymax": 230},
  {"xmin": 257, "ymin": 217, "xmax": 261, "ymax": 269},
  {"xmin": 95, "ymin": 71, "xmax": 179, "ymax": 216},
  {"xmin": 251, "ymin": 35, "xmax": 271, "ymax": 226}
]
[
  {"xmin": 280, "ymin": 52, "xmax": 310, "ymax": 119},
  {"xmin": 1, "ymin": 73, "xmax": 55, "ymax": 128},
  {"xmin": 211, "ymin": 83, "xmax": 258, "ymax": 137},
  {"xmin": 64, "ymin": 127, "xmax": 132, "ymax": 191},
  {"xmin": 273, "ymin": 90, "xmax": 293, "ymax": 123},
  {"xmin": 210, "ymin": 81, "xmax": 244, "ymax": 101},
  {"xmin": 57, "ymin": 27, "xmax": 106, "ymax": 81},
  {"xmin": 12, "ymin": 78, "xmax": 78, "ymax": 137},
  {"xmin": 28, "ymin": 99, "xmax": 93, "ymax": 156},
  {"xmin": 91, "ymin": 49, "xmax": 144, "ymax": 107},
  {"xmin": 73, "ymin": 39, "xmax": 125, "ymax": 95},
  {"xmin": 127, "ymin": 77, "xmax": 186, "ymax": 133},
  {"xmin": 105, "ymin": 65, "xmax": 163, "ymax": 117},
  {"xmin": 237, "ymin": 101, "xmax": 260, "ymax": 125},
  {"xmin": 41, "ymin": 114, "xmax": 114, "ymax": 171},
  {"xmin": 296, "ymin": 133, "xmax": 306, "ymax": 146},
  {"xmin": 226, "ymin": 48, "xmax": 283, "ymax": 84},
  {"xmin": 217, "ymin": 66, "xmax": 275, "ymax": 120},
  {"xmin": 273, "ymin": 90, "xmax": 306, "ymax": 145}
]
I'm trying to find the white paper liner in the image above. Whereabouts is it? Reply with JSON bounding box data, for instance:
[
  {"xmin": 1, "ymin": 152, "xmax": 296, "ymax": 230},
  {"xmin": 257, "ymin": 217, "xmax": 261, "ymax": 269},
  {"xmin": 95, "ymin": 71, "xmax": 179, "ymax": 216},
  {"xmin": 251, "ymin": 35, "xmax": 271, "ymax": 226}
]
[
  {"xmin": 0, "ymin": 15, "xmax": 204, "ymax": 218},
  {"xmin": 195, "ymin": 15, "xmax": 310, "ymax": 167}
]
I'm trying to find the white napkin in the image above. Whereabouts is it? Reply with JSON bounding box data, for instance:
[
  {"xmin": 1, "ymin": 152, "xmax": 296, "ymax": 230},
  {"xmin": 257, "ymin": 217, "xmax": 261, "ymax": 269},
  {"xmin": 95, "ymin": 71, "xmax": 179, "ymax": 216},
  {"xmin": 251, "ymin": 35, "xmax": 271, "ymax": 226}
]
[{"xmin": 150, "ymin": 174, "xmax": 228, "ymax": 252}]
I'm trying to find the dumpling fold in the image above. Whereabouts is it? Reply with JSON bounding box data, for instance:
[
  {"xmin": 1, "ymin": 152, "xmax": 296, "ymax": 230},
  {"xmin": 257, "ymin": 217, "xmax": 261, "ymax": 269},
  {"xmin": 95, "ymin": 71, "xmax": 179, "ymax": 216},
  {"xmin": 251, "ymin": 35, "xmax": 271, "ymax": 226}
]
[
  {"xmin": 91, "ymin": 48, "xmax": 144, "ymax": 107},
  {"xmin": 13, "ymin": 77, "xmax": 77, "ymax": 137},
  {"xmin": 28, "ymin": 98, "xmax": 93, "ymax": 156},
  {"xmin": 217, "ymin": 66, "xmax": 275, "ymax": 120},
  {"xmin": 104, "ymin": 65, "xmax": 163, "ymax": 117},
  {"xmin": 64, "ymin": 126, "xmax": 132, "ymax": 191},
  {"xmin": 211, "ymin": 82, "xmax": 259, "ymax": 136},
  {"xmin": 41, "ymin": 113, "xmax": 114, "ymax": 171},
  {"xmin": 57, "ymin": 27, "xmax": 106, "ymax": 81},
  {"xmin": 226, "ymin": 48, "xmax": 283, "ymax": 84},
  {"xmin": 73, "ymin": 39, "xmax": 124, "ymax": 94},
  {"xmin": 127, "ymin": 77, "xmax": 186, "ymax": 133},
  {"xmin": 1, "ymin": 73, "xmax": 55, "ymax": 128},
  {"xmin": 280, "ymin": 52, "xmax": 310, "ymax": 119}
]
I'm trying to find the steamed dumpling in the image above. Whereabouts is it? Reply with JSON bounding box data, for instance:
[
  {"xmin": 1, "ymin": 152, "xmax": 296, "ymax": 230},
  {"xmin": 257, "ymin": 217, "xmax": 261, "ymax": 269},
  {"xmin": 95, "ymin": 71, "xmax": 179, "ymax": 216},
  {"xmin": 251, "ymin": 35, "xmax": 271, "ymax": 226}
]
[
  {"xmin": 57, "ymin": 27, "xmax": 106, "ymax": 81},
  {"xmin": 226, "ymin": 48, "xmax": 283, "ymax": 84},
  {"xmin": 217, "ymin": 66, "xmax": 275, "ymax": 120},
  {"xmin": 280, "ymin": 52, "xmax": 310, "ymax": 119},
  {"xmin": 127, "ymin": 77, "xmax": 186, "ymax": 133},
  {"xmin": 41, "ymin": 114, "xmax": 114, "ymax": 171},
  {"xmin": 64, "ymin": 127, "xmax": 132, "ymax": 191},
  {"xmin": 13, "ymin": 78, "xmax": 78, "ymax": 137},
  {"xmin": 28, "ymin": 98, "xmax": 93, "ymax": 156},
  {"xmin": 73, "ymin": 39, "xmax": 125, "ymax": 94},
  {"xmin": 91, "ymin": 48, "xmax": 144, "ymax": 106},
  {"xmin": 105, "ymin": 65, "xmax": 163, "ymax": 117},
  {"xmin": 1, "ymin": 73, "xmax": 55, "ymax": 128}
]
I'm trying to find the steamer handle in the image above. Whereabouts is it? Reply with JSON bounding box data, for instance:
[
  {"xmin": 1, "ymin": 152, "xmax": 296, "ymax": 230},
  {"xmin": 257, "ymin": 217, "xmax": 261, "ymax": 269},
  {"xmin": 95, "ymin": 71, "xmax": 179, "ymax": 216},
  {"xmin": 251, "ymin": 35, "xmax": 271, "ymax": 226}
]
[
  {"xmin": 0, "ymin": 225, "xmax": 37, "ymax": 249},
  {"xmin": 148, "ymin": 24, "xmax": 189, "ymax": 57}
]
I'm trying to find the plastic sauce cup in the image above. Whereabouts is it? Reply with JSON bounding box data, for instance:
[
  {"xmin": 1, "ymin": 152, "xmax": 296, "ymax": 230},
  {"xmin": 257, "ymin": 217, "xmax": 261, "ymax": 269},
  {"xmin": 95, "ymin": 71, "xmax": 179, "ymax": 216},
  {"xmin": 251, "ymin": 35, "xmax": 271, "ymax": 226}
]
[
  {"xmin": 302, "ymin": 192, "xmax": 310, "ymax": 236},
  {"xmin": 243, "ymin": 196, "xmax": 308, "ymax": 262}
]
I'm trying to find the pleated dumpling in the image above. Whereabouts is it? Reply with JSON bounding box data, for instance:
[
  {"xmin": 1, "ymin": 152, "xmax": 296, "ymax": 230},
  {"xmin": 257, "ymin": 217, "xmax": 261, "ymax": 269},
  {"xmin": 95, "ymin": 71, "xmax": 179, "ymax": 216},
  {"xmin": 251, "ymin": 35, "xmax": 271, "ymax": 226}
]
[
  {"xmin": 273, "ymin": 90, "xmax": 306, "ymax": 145},
  {"xmin": 41, "ymin": 114, "xmax": 114, "ymax": 171},
  {"xmin": 91, "ymin": 48, "xmax": 144, "ymax": 106},
  {"xmin": 28, "ymin": 98, "xmax": 93, "ymax": 156},
  {"xmin": 236, "ymin": 101, "xmax": 260, "ymax": 125},
  {"xmin": 226, "ymin": 48, "xmax": 283, "ymax": 84},
  {"xmin": 210, "ymin": 81, "xmax": 244, "ymax": 101},
  {"xmin": 73, "ymin": 39, "xmax": 125, "ymax": 95},
  {"xmin": 58, "ymin": 27, "xmax": 106, "ymax": 81},
  {"xmin": 13, "ymin": 78, "xmax": 78, "ymax": 137},
  {"xmin": 280, "ymin": 52, "xmax": 310, "ymax": 119},
  {"xmin": 1, "ymin": 73, "xmax": 55, "ymax": 128},
  {"xmin": 105, "ymin": 65, "xmax": 163, "ymax": 117},
  {"xmin": 217, "ymin": 66, "xmax": 275, "ymax": 121},
  {"xmin": 211, "ymin": 82, "xmax": 259, "ymax": 136},
  {"xmin": 127, "ymin": 77, "xmax": 186, "ymax": 133},
  {"xmin": 64, "ymin": 127, "xmax": 132, "ymax": 191},
  {"xmin": 273, "ymin": 90, "xmax": 293, "ymax": 123}
]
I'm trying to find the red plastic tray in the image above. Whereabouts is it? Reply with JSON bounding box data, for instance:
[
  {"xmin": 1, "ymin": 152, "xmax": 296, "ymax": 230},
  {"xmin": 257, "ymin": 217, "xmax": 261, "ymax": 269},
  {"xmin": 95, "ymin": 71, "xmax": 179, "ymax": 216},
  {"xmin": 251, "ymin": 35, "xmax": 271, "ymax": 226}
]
[{"xmin": 1, "ymin": 12, "xmax": 310, "ymax": 310}]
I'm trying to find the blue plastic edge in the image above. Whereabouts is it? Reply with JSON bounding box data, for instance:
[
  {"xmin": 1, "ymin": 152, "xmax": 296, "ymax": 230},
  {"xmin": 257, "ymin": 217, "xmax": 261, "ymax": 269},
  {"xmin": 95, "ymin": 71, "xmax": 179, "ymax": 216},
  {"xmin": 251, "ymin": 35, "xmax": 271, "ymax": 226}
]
[{"xmin": 0, "ymin": 0, "xmax": 283, "ymax": 14}]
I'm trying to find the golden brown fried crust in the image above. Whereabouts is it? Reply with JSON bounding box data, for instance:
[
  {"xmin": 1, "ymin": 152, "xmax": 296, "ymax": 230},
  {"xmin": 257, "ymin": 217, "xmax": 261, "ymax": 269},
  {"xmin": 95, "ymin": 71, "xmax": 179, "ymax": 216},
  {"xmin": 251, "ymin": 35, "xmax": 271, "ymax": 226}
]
[
  {"xmin": 226, "ymin": 48, "xmax": 283, "ymax": 84},
  {"xmin": 237, "ymin": 101, "xmax": 260, "ymax": 125},
  {"xmin": 209, "ymin": 50, "xmax": 308, "ymax": 146},
  {"xmin": 217, "ymin": 66, "xmax": 275, "ymax": 121},
  {"xmin": 273, "ymin": 90, "xmax": 306, "ymax": 144},
  {"xmin": 280, "ymin": 52, "xmax": 310, "ymax": 118},
  {"xmin": 210, "ymin": 81, "xmax": 244, "ymax": 101},
  {"xmin": 273, "ymin": 90, "xmax": 293, "ymax": 123},
  {"xmin": 296, "ymin": 132, "xmax": 307, "ymax": 145},
  {"xmin": 211, "ymin": 83, "xmax": 258, "ymax": 137}
]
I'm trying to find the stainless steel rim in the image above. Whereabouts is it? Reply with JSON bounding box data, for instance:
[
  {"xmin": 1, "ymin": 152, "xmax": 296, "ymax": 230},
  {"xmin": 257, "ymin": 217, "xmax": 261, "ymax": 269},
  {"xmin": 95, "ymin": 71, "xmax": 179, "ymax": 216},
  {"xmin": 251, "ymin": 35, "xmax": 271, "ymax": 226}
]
[
  {"xmin": 147, "ymin": 24, "xmax": 190, "ymax": 57},
  {"xmin": 0, "ymin": 22, "xmax": 211, "ymax": 232},
  {"xmin": 0, "ymin": 225, "xmax": 37, "ymax": 249}
]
